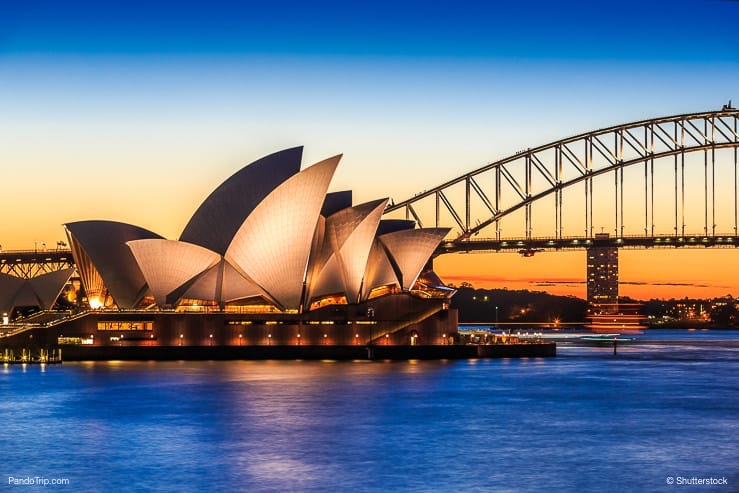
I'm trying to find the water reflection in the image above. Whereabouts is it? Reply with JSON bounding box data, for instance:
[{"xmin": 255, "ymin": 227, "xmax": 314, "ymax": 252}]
[{"xmin": 0, "ymin": 331, "xmax": 736, "ymax": 492}]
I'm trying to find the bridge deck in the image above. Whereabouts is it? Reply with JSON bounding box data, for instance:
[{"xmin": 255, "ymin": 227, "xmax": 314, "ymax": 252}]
[
  {"xmin": 438, "ymin": 234, "xmax": 739, "ymax": 254},
  {"xmin": 0, "ymin": 249, "xmax": 73, "ymax": 264}
]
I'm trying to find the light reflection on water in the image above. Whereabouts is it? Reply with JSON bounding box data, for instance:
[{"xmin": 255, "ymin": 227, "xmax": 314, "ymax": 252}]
[{"xmin": 0, "ymin": 330, "xmax": 737, "ymax": 492}]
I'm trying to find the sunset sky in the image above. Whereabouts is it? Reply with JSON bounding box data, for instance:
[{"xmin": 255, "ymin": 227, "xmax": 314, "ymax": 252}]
[{"xmin": 1, "ymin": 0, "xmax": 738, "ymax": 300}]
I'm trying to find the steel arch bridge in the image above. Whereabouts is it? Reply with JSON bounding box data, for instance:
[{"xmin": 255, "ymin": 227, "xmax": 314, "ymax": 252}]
[
  {"xmin": 383, "ymin": 108, "xmax": 739, "ymax": 255},
  {"xmin": 0, "ymin": 250, "xmax": 74, "ymax": 278}
]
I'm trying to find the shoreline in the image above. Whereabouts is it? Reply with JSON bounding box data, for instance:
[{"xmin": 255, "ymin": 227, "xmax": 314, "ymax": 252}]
[{"xmin": 52, "ymin": 343, "xmax": 556, "ymax": 361}]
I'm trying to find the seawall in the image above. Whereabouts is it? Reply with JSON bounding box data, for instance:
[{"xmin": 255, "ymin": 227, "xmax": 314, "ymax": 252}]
[{"xmin": 58, "ymin": 343, "xmax": 556, "ymax": 361}]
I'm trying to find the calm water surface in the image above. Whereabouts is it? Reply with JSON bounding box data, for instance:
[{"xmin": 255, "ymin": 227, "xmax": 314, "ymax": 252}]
[{"xmin": 1, "ymin": 329, "xmax": 737, "ymax": 492}]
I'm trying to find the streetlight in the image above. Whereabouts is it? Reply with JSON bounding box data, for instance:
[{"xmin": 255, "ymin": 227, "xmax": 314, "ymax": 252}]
[
  {"xmin": 209, "ymin": 334, "xmax": 213, "ymax": 346},
  {"xmin": 297, "ymin": 333, "xmax": 301, "ymax": 345},
  {"xmin": 239, "ymin": 334, "xmax": 243, "ymax": 346},
  {"xmin": 267, "ymin": 333, "xmax": 272, "ymax": 345},
  {"xmin": 385, "ymin": 333, "xmax": 389, "ymax": 345},
  {"xmin": 442, "ymin": 333, "xmax": 447, "ymax": 345},
  {"xmin": 323, "ymin": 333, "xmax": 328, "ymax": 345},
  {"xmin": 179, "ymin": 334, "xmax": 183, "ymax": 346},
  {"xmin": 355, "ymin": 333, "xmax": 359, "ymax": 345},
  {"xmin": 367, "ymin": 307, "xmax": 375, "ymax": 346}
]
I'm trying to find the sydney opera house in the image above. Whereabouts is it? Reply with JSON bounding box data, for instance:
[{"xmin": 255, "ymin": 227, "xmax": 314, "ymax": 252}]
[{"xmin": 2, "ymin": 147, "xmax": 458, "ymax": 356}]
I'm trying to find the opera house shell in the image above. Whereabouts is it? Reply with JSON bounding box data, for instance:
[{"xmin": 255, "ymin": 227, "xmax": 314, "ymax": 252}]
[{"xmin": 4, "ymin": 147, "xmax": 458, "ymax": 351}]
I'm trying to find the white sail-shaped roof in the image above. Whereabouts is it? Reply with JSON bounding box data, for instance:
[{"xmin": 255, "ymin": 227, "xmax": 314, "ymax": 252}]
[
  {"xmin": 180, "ymin": 147, "xmax": 303, "ymax": 255},
  {"xmin": 67, "ymin": 231, "xmax": 108, "ymax": 307},
  {"xmin": 65, "ymin": 221, "xmax": 163, "ymax": 308},
  {"xmin": 332, "ymin": 199, "xmax": 387, "ymax": 303},
  {"xmin": 308, "ymin": 254, "xmax": 345, "ymax": 301},
  {"xmin": 27, "ymin": 268, "xmax": 75, "ymax": 310},
  {"xmin": 307, "ymin": 213, "xmax": 351, "ymax": 302},
  {"xmin": 321, "ymin": 190, "xmax": 353, "ymax": 217},
  {"xmin": 181, "ymin": 262, "xmax": 221, "ymax": 302},
  {"xmin": 310, "ymin": 199, "xmax": 387, "ymax": 303},
  {"xmin": 303, "ymin": 215, "xmax": 326, "ymax": 300},
  {"xmin": 0, "ymin": 269, "xmax": 75, "ymax": 314},
  {"xmin": 127, "ymin": 239, "xmax": 221, "ymax": 307},
  {"xmin": 181, "ymin": 260, "xmax": 264, "ymax": 303},
  {"xmin": 221, "ymin": 260, "xmax": 263, "ymax": 303},
  {"xmin": 0, "ymin": 273, "xmax": 26, "ymax": 314},
  {"xmin": 377, "ymin": 219, "xmax": 416, "ymax": 235},
  {"xmin": 225, "ymin": 155, "xmax": 341, "ymax": 310},
  {"xmin": 378, "ymin": 228, "xmax": 450, "ymax": 291},
  {"xmin": 361, "ymin": 239, "xmax": 400, "ymax": 300},
  {"xmin": 12, "ymin": 283, "xmax": 40, "ymax": 308},
  {"xmin": 62, "ymin": 148, "xmax": 451, "ymax": 312}
]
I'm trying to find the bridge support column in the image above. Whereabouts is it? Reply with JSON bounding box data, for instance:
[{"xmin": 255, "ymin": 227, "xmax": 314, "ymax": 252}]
[{"xmin": 586, "ymin": 235, "xmax": 618, "ymax": 315}]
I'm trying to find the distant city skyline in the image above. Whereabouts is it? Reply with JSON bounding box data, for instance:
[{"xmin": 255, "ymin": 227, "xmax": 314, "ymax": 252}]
[{"xmin": 1, "ymin": 0, "xmax": 738, "ymax": 300}]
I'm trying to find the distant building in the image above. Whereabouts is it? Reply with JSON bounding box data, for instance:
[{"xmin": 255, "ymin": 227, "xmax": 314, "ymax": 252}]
[{"xmin": 586, "ymin": 236, "xmax": 618, "ymax": 314}]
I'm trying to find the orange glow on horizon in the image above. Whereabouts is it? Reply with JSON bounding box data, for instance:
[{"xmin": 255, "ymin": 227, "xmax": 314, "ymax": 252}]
[{"xmin": 435, "ymin": 249, "xmax": 739, "ymax": 301}]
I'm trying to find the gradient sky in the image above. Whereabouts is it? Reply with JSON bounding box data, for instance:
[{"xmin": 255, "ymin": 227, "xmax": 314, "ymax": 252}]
[{"xmin": 1, "ymin": 0, "xmax": 738, "ymax": 300}]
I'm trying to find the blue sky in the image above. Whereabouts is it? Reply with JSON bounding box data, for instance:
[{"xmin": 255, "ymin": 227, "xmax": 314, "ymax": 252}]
[
  {"xmin": 3, "ymin": 0, "xmax": 738, "ymax": 61},
  {"xmin": 1, "ymin": 0, "xmax": 738, "ymax": 297}
]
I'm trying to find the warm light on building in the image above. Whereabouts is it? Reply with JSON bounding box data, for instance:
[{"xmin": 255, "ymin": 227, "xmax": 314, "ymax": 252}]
[
  {"xmin": 2, "ymin": 147, "xmax": 459, "ymax": 351},
  {"xmin": 586, "ymin": 236, "xmax": 618, "ymax": 314},
  {"xmin": 88, "ymin": 297, "xmax": 104, "ymax": 310}
]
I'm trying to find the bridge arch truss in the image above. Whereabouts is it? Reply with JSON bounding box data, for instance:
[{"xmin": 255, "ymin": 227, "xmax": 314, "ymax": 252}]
[
  {"xmin": 0, "ymin": 250, "xmax": 75, "ymax": 279},
  {"xmin": 384, "ymin": 109, "xmax": 739, "ymax": 249}
]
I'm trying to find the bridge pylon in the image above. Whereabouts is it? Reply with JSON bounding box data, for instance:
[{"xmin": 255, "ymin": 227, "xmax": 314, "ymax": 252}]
[{"xmin": 586, "ymin": 234, "xmax": 618, "ymax": 314}]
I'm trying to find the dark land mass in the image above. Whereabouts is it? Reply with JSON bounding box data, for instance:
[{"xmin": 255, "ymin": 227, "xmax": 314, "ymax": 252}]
[
  {"xmin": 451, "ymin": 285, "xmax": 738, "ymax": 327},
  {"xmin": 450, "ymin": 286, "xmax": 586, "ymax": 324}
]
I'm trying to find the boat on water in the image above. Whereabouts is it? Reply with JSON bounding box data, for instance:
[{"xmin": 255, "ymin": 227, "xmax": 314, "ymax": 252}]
[{"xmin": 578, "ymin": 334, "xmax": 636, "ymax": 344}]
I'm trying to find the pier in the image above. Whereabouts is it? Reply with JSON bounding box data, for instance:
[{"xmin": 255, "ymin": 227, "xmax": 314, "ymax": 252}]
[{"xmin": 1, "ymin": 348, "xmax": 62, "ymax": 365}]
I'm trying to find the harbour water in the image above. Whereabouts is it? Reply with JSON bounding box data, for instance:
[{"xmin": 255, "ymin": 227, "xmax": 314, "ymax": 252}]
[{"xmin": 1, "ymin": 329, "xmax": 737, "ymax": 492}]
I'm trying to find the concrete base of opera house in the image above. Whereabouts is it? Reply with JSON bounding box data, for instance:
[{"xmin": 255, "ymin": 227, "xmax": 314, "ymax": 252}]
[
  {"xmin": 57, "ymin": 343, "xmax": 556, "ymax": 361},
  {"xmin": 9, "ymin": 294, "xmax": 457, "ymax": 346},
  {"xmin": 1, "ymin": 295, "xmax": 556, "ymax": 361}
]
